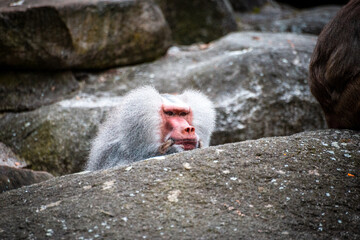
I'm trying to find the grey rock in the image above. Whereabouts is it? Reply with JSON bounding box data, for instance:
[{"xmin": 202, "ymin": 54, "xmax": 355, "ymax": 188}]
[
  {"xmin": 77, "ymin": 32, "xmax": 326, "ymax": 145},
  {"xmin": 0, "ymin": 0, "xmax": 171, "ymax": 70},
  {"xmin": 0, "ymin": 130, "xmax": 358, "ymax": 239}
]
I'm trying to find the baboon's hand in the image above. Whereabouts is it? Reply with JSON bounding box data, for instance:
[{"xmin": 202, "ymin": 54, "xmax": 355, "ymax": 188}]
[{"xmin": 159, "ymin": 139, "xmax": 175, "ymax": 154}]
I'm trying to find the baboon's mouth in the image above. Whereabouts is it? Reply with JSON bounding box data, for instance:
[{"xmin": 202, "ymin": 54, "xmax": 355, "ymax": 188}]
[{"xmin": 173, "ymin": 139, "xmax": 197, "ymax": 150}]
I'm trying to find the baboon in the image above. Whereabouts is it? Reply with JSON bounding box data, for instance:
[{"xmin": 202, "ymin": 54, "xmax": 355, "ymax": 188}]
[
  {"xmin": 309, "ymin": 0, "xmax": 360, "ymax": 130},
  {"xmin": 86, "ymin": 86, "xmax": 216, "ymax": 170}
]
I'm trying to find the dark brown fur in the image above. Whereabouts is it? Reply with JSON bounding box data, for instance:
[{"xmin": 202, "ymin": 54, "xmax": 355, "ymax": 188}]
[{"xmin": 309, "ymin": 0, "xmax": 360, "ymax": 130}]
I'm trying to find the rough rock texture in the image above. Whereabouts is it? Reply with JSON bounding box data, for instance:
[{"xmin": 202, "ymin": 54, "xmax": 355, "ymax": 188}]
[
  {"xmin": 0, "ymin": 104, "xmax": 105, "ymax": 175},
  {"xmin": 237, "ymin": 3, "xmax": 341, "ymax": 35},
  {"xmin": 0, "ymin": 71, "xmax": 79, "ymax": 112},
  {"xmin": 0, "ymin": 130, "xmax": 358, "ymax": 239},
  {"xmin": 0, "ymin": 166, "xmax": 53, "ymax": 193},
  {"xmin": 0, "ymin": 142, "xmax": 27, "ymax": 168},
  {"xmin": 0, "ymin": 0, "xmax": 171, "ymax": 70},
  {"xmin": 0, "ymin": 32, "xmax": 326, "ymax": 175},
  {"xmin": 156, "ymin": 0, "xmax": 237, "ymax": 44}
]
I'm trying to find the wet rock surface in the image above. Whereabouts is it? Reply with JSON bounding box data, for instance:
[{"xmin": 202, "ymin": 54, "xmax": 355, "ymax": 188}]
[{"xmin": 0, "ymin": 129, "xmax": 358, "ymax": 239}]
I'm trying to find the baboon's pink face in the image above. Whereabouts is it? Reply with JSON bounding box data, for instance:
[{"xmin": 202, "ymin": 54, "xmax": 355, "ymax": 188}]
[{"xmin": 160, "ymin": 95, "xmax": 198, "ymax": 150}]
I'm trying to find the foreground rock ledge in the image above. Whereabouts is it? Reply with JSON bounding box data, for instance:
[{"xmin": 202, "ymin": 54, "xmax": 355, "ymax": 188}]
[{"xmin": 0, "ymin": 130, "xmax": 359, "ymax": 239}]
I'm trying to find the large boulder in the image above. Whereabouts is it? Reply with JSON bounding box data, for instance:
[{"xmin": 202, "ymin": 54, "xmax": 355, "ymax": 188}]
[
  {"xmin": 0, "ymin": 104, "xmax": 106, "ymax": 175},
  {"xmin": 77, "ymin": 31, "xmax": 326, "ymax": 145},
  {"xmin": 0, "ymin": 0, "xmax": 171, "ymax": 70},
  {"xmin": 0, "ymin": 32, "xmax": 326, "ymax": 175},
  {"xmin": 156, "ymin": 0, "xmax": 237, "ymax": 44},
  {"xmin": 0, "ymin": 130, "xmax": 358, "ymax": 239}
]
